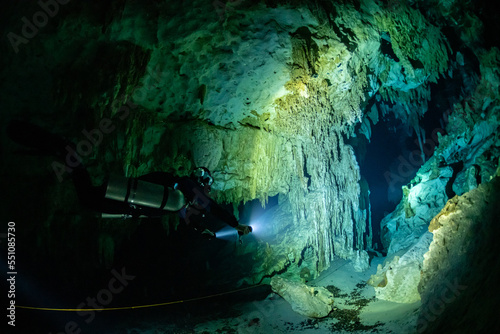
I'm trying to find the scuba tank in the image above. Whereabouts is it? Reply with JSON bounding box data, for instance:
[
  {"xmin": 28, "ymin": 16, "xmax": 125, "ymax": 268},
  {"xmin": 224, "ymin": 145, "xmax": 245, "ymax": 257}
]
[{"xmin": 104, "ymin": 175, "xmax": 186, "ymax": 213}]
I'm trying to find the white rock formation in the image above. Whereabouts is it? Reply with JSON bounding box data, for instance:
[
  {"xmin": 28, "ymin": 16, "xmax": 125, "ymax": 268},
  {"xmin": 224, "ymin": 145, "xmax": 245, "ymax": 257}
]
[
  {"xmin": 270, "ymin": 276, "xmax": 334, "ymax": 318},
  {"xmin": 373, "ymin": 47, "xmax": 500, "ymax": 305},
  {"xmin": 368, "ymin": 232, "xmax": 432, "ymax": 303},
  {"xmin": 352, "ymin": 249, "xmax": 370, "ymax": 272},
  {"xmin": 381, "ymin": 162, "xmax": 452, "ymax": 255}
]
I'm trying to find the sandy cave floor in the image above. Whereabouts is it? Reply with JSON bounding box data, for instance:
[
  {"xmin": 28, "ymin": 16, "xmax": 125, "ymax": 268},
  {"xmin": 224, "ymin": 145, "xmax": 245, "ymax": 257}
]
[
  {"xmin": 193, "ymin": 256, "xmax": 420, "ymax": 334},
  {"xmin": 115, "ymin": 256, "xmax": 421, "ymax": 334}
]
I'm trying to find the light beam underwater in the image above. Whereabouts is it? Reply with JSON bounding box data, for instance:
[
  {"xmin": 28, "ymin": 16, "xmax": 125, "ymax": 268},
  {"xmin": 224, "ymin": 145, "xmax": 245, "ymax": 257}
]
[{"xmin": 215, "ymin": 226, "xmax": 238, "ymax": 240}]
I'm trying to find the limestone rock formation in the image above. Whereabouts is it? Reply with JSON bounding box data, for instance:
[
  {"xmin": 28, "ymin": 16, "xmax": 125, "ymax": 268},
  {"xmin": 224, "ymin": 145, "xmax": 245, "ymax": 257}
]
[
  {"xmin": 270, "ymin": 276, "xmax": 334, "ymax": 318},
  {"xmin": 108, "ymin": 0, "xmax": 474, "ymax": 284},
  {"xmin": 417, "ymin": 176, "xmax": 500, "ymax": 333},
  {"xmin": 381, "ymin": 162, "xmax": 452, "ymax": 255},
  {"xmin": 352, "ymin": 249, "xmax": 370, "ymax": 272},
  {"xmin": 381, "ymin": 47, "xmax": 500, "ymax": 255},
  {"xmin": 1, "ymin": 2, "xmax": 499, "ymax": 320},
  {"xmin": 368, "ymin": 232, "xmax": 432, "ymax": 303},
  {"xmin": 375, "ymin": 46, "xmax": 500, "ymax": 306}
]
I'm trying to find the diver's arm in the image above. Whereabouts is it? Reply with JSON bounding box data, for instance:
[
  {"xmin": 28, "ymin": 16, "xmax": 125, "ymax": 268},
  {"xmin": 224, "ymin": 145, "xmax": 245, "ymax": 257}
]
[
  {"xmin": 206, "ymin": 199, "xmax": 251, "ymax": 234},
  {"xmin": 206, "ymin": 198, "xmax": 238, "ymax": 227},
  {"xmin": 177, "ymin": 177, "xmax": 251, "ymax": 232}
]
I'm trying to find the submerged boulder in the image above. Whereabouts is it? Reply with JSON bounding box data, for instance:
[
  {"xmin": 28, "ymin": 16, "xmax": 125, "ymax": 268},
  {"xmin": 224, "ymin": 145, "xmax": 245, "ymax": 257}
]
[
  {"xmin": 368, "ymin": 232, "xmax": 433, "ymax": 303},
  {"xmin": 270, "ymin": 276, "xmax": 334, "ymax": 318}
]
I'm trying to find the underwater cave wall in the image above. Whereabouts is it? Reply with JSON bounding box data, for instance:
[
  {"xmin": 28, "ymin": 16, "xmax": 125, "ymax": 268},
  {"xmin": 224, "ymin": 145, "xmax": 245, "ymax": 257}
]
[
  {"xmin": 109, "ymin": 0, "xmax": 456, "ymax": 281},
  {"xmin": 369, "ymin": 43, "xmax": 500, "ymax": 305},
  {"xmin": 417, "ymin": 176, "xmax": 500, "ymax": 333},
  {"xmin": 1, "ymin": 0, "xmax": 480, "ymax": 287}
]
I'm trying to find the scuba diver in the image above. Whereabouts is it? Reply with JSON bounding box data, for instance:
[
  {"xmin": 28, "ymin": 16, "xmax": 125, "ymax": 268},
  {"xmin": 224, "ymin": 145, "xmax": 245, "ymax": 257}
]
[{"xmin": 6, "ymin": 120, "xmax": 252, "ymax": 238}]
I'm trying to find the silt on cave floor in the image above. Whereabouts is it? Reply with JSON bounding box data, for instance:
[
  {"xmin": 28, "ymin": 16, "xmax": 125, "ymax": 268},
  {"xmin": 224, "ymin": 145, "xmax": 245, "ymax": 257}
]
[
  {"xmin": 21, "ymin": 256, "xmax": 419, "ymax": 334},
  {"xmin": 190, "ymin": 256, "xmax": 420, "ymax": 334}
]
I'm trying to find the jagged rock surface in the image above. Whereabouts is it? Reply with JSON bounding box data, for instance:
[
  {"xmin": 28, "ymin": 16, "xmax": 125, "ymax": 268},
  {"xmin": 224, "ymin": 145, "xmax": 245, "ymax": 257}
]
[
  {"xmin": 368, "ymin": 232, "xmax": 432, "ymax": 303},
  {"xmin": 417, "ymin": 176, "xmax": 500, "ymax": 333},
  {"xmin": 374, "ymin": 46, "xmax": 500, "ymax": 307},
  {"xmin": 2, "ymin": 0, "xmax": 498, "ymax": 296},
  {"xmin": 270, "ymin": 276, "xmax": 334, "ymax": 318},
  {"xmin": 115, "ymin": 0, "xmax": 458, "ymax": 282}
]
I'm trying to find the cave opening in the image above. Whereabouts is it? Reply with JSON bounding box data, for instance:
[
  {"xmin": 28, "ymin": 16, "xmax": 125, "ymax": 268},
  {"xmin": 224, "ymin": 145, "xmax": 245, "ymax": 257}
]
[
  {"xmin": 356, "ymin": 48, "xmax": 480, "ymax": 253},
  {"xmin": 354, "ymin": 112, "xmax": 418, "ymax": 252}
]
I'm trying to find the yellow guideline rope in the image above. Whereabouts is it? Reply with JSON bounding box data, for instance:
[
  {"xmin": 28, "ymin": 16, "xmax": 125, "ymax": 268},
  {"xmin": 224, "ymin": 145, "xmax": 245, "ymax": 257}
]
[{"xmin": 16, "ymin": 284, "xmax": 262, "ymax": 312}]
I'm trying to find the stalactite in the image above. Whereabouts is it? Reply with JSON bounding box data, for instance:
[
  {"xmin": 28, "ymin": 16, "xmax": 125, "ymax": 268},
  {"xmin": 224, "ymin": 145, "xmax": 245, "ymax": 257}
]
[{"xmin": 17, "ymin": 0, "xmax": 457, "ymax": 283}]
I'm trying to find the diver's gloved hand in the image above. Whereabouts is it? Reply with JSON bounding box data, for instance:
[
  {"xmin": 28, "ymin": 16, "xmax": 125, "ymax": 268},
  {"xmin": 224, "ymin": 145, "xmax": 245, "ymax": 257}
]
[{"xmin": 235, "ymin": 224, "xmax": 252, "ymax": 236}]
